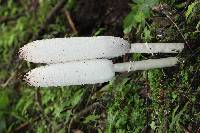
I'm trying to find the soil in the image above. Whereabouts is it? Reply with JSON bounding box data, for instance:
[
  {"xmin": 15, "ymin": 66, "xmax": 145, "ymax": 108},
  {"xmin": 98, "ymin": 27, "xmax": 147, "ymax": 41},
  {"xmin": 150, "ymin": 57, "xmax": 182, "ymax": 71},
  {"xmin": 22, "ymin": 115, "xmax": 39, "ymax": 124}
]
[{"xmin": 72, "ymin": 0, "xmax": 130, "ymax": 36}]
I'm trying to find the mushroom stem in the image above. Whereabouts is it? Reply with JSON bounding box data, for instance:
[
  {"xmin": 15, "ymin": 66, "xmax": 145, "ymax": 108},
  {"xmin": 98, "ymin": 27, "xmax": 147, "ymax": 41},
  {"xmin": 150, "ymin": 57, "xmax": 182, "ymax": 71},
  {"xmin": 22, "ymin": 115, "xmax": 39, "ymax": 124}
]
[
  {"xmin": 113, "ymin": 57, "xmax": 178, "ymax": 72},
  {"xmin": 24, "ymin": 57, "xmax": 179, "ymax": 87},
  {"xmin": 129, "ymin": 43, "xmax": 184, "ymax": 53}
]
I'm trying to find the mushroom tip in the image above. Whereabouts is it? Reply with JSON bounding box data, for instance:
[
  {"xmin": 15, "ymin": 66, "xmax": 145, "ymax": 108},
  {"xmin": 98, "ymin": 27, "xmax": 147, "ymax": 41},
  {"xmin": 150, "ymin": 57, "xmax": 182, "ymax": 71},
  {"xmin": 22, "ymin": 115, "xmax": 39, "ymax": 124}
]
[
  {"xmin": 18, "ymin": 44, "xmax": 31, "ymax": 61},
  {"xmin": 23, "ymin": 72, "xmax": 39, "ymax": 87},
  {"xmin": 18, "ymin": 47, "xmax": 25, "ymax": 59},
  {"xmin": 23, "ymin": 72, "xmax": 31, "ymax": 84}
]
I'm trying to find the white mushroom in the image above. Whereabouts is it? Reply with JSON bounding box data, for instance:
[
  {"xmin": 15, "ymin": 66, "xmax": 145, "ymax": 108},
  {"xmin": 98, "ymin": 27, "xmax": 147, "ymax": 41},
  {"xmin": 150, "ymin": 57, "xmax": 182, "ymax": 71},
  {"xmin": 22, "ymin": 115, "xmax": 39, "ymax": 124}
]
[
  {"xmin": 25, "ymin": 57, "xmax": 178, "ymax": 87},
  {"xmin": 19, "ymin": 36, "xmax": 184, "ymax": 87},
  {"xmin": 19, "ymin": 36, "xmax": 184, "ymax": 64},
  {"xmin": 19, "ymin": 36, "xmax": 130, "ymax": 63},
  {"xmin": 24, "ymin": 59, "xmax": 115, "ymax": 87}
]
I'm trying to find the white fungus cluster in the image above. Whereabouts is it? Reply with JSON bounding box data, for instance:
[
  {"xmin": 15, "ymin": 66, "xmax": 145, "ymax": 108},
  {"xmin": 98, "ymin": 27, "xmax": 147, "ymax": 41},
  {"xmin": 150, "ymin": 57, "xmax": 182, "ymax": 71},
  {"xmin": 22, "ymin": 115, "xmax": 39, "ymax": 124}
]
[{"xmin": 19, "ymin": 36, "xmax": 184, "ymax": 87}]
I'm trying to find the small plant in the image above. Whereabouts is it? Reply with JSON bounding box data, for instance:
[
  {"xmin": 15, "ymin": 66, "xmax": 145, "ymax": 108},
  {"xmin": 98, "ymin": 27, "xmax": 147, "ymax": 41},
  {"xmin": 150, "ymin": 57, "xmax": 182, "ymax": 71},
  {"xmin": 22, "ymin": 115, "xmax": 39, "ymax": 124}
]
[{"xmin": 123, "ymin": 0, "xmax": 159, "ymax": 34}]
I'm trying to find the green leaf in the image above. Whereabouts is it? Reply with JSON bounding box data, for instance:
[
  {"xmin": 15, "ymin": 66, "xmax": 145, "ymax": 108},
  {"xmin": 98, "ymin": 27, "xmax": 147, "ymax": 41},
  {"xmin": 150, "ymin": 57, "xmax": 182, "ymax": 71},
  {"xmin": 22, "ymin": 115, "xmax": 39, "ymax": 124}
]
[
  {"xmin": 134, "ymin": 12, "xmax": 145, "ymax": 23},
  {"xmin": 142, "ymin": 27, "xmax": 152, "ymax": 41},
  {"xmin": 139, "ymin": 5, "xmax": 150, "ymax": 17},
  {"xmin": 0, "ymin": 119, "xmax": 6, "ymax": 132},
  {"xmin": 144, "ymin": 0, "xmax": 159, "ymax": 7},
  {"xmin": 185, "ymin": 2, "xmax": 199, "ymax": 19},
  {"xmin": 123, "ymin": 0, "xmax": 159, "ymax": 33},
  {"xmin": 94, "ymin": 28, "xmax": 106, "ymax": 36},
  {"xmin": 83, "ymin": 114, "xmax": 100, "ymax": 123},
  {"xmin": 53, "ymin": 104, "xmax": 64, "ymax": 118},
  {"xmin": 0, "ymin": 92, "xmax": 9, "ymax": 110},
  {"xmin": 196, "ymin": 21, "xmax": 200, "ymax": 31},
  {"xmin": 70, "ymin": 89, "xmax": 83, "ymax": 106},
  {"xmin": 150, "ymin": 121, "xmax": 156, "ymax": 130},
  {"xmin": 169, "ymin": 103, "xmax": 188, "ymax": 131},
  {"xmin": 123, "ymin": 11, "xmax": 136, "ymax": 33},
  {"xmin": 133, "ymin": 0, "xmax": 144, "ymax": 4},
  {"xmin": 115, "ymin": 116, "xmax": 127, "ymax": 128},
  {"xmin": 66, "ymin": 0, "xmax": 77, "ymax": 11}
]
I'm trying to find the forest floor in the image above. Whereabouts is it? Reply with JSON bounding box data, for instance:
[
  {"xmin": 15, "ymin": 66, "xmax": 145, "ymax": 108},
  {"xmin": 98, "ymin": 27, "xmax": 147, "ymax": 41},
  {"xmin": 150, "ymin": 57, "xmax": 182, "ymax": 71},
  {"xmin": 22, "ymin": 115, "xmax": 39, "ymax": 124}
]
[{"xmin": 0, "ymin": 0, "xmax": 200, "ymax": 133}]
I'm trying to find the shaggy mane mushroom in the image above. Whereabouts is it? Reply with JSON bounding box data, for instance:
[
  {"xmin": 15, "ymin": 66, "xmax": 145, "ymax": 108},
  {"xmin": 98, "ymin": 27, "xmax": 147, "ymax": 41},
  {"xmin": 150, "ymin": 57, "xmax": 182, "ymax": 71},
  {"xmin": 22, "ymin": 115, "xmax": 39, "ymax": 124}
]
[
  {"xmin": 19, "ymin": 36, "xmax": 184, "ymax": 87},
  {"xmin": 19, "ymin": 36, "xmax": 184, "ymax": 63}
]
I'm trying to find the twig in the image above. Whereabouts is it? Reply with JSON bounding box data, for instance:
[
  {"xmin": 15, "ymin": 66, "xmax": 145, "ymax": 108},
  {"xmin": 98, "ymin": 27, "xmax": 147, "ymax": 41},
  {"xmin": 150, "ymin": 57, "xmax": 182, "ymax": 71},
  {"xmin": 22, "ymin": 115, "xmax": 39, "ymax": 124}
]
[
  {"xmin": 68, "ymin": 102, "xmax": 105, "ymax": 133},
  {"xmin": 73, "ymin": 87, "xmax": 93, "ymax": 114},
  {"xmin": 35, "ymin": 88, "xmax": 52, "ymax": 132},
  {"xmin": 1, "ymin": 72, "xmax": 16, "ymax": 88},
  {"xmin": 165, "ymin": 14, "xmax": 189, "ymax": 45},
  {"xmin": 32, "ymin": 0, "xmax": 67, "ymax": 40},
  {"xmin": 35, "ymin": 88, "xmax": 51, "ymax": 122},
  {"xmin": 153, "ymin": 3, "xmax": 192, "ymax": 51},
  {"xmin": 14, "ymin": 116, "xmax": 40, "ymax": 132},
  {"xmin": 64, "ymin": 9, "xmax": 78, "ymax": 35},
  {"xmin": 158, "ymin": 4, "xmax": 193, "ymax": 52},
  {"xmin": 0, "ymin": 14, "xmax": 24, "ymax": 23},
  {"xmin": 145, "ymin": 72, "xmax": 151, "ymax": 130},
  {"xmin": 66, "ymin": 87, "xmax": 94, "ymax": 132},
  {"xmin": 197, "ymin": 126, "xmax": 200, "ymax": 133},
  {"xmin": 188, "ymin": 65, "xmax": 199, "ymax": 89},
  {"xmin": 76, "ymin": 102, "xmax": 104, "ymax": 118}
]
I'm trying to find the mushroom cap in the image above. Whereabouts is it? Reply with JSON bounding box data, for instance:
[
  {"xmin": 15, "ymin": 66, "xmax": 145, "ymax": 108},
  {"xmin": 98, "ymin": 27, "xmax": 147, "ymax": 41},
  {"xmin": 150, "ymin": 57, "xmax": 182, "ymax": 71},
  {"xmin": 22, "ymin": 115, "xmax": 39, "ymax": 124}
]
[
  {"xmin": 24, "ymin": 59, "xmax": 115, "ymax": 87},
  {"xmin": 19, "ymin": 36, "xmax": 130, "ymax": 63}
]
